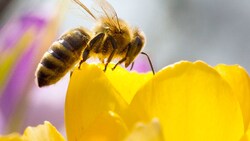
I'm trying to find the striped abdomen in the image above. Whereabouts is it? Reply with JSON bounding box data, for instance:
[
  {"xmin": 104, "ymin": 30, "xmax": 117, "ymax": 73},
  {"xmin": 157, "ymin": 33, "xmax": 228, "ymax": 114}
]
[{"xmin": 35, "ymin": 27, "xmax": 90, "ymax": 87}]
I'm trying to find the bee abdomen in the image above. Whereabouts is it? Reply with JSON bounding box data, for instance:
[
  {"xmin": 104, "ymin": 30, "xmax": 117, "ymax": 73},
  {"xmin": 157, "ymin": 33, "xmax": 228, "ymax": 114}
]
[
  {"xmin": 36, "ymin": 49, "xmax": 71, "ymax": 87},
  {"xmin": 40, "ymin": 52, "xmax": 67, "ymax": 73},
  {"xmin": 36, "ymin": 64, "xmax": 63, "ymax": 87},
  {"xmin": 36, "ymin": 28, "xmax": 90, "ymax": 87},
  {"xmin": 49, "ymin": 41, "xmax": 78, "ymax": 64}
]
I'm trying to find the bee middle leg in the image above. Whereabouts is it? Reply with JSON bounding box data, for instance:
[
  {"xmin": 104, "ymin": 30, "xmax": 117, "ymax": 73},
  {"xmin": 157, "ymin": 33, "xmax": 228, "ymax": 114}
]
[
  {"xmin": 112, "ymin": 43, "xmax": 132, "ymax": 71},
  {"xmin": 112, "ymin": 57, "xmax": 126, "ymax": 71},
  {"xmin": 103, "ymin": 36, "xmax": 117, "ymax": 72}
]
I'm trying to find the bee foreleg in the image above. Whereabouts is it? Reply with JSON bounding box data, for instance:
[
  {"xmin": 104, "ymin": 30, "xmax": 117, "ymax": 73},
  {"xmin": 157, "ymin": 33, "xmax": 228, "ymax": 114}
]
[
  {"xmin": 103, "ymin": 36, "xmax": 117, "ymax": 72},
  {"xmin": 130, "ymin": 62, "xmax": 135, "ymax": 71}
]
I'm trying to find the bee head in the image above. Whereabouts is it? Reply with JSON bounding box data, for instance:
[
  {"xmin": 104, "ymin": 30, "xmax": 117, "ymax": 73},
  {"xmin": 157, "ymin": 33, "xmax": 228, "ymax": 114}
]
[{"xmin": 125, "ymin": 29, "xmax": 145, "ymax": 67}]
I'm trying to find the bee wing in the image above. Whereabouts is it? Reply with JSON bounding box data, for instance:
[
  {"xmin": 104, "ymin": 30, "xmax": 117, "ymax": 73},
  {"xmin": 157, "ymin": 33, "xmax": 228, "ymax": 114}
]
[
  {"xmin": 93, "ymin": 0, "xmax": 121, "ymax": 30},
  {"xmin": 73, "ymin": 0, "xmax": 121, "ymax": 30}
]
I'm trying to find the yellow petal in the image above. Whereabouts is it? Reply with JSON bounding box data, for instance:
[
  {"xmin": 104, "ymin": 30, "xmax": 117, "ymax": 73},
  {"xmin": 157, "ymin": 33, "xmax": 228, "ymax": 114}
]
[
  {"xmin": 0, "ymin": 133, "xmax": 24, "ymax": 141},
  {"xmin": 105, "ymin": 64, "xmax": 153, "ymax": 104},
  {"xmin": 0, "ymin": 121, "xmax": 64, "ymax": 141},
  {"xmin": 23, "ymin": 121, "xmax": 65, "ymax": 141},
  {"xmin": 124, "ymin": 118, "xmax": 165, "ymax": 141},
  {"xmin": 241, "ymin": 121, "xmax": 250, "ymax": 141},
  {"xmin": 127, "ymin": 61, "xmax": 244, "ymax": 141},
  {"xmin": 65, "ymin": 63, "xmax": 128, "ymax": 141},
  {"xmin": 215, "ymin": 64, "xmax": 250, "ymax": 131},
  {"xmin": 79, "ymin": 111, "xmax": 128, "ymax": 141}
]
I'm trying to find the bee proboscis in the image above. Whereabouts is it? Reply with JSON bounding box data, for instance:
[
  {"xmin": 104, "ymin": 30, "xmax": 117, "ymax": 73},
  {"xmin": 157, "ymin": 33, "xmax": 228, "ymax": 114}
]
[{"xmin": 35, "ymin": 0, "xmax": 154, "ymax": 87}]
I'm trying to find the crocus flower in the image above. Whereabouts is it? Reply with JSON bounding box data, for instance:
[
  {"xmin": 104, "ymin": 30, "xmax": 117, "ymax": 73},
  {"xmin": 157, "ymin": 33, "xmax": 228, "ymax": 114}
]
[{"xmin": 1, "ymin": 60, "xmax": 250, "ymax": 141}]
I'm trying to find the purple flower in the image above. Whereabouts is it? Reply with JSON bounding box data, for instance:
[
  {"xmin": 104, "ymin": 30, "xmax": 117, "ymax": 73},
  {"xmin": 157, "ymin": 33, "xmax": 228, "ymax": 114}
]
[
  {"xmin": 129, "ymin": 55, "xmax": 153, "ymax": 73},
  {"xmin": 0, "ymin": 2, "xmax": 65, "ymax": 134}
]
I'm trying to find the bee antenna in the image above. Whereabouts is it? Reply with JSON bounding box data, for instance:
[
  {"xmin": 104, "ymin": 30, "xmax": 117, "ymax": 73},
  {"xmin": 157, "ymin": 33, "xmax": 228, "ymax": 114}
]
[
  {"xmin": 141, "ymin": 52, "xmax": 155, "ymax": 74},
  {"xmin": 73, "ymin": 0, "xmax": 97, "ymax": 20}
]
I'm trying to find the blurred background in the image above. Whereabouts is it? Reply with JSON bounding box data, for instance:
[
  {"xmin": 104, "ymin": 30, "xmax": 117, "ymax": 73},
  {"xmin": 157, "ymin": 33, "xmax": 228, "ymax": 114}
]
[{"xmin": 0, "ymin": 0, "xmax": 250, "ymax": 136}]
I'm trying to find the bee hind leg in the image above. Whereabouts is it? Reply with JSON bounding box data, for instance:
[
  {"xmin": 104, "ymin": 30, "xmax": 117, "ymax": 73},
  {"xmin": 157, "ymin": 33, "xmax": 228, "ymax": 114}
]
[
  {"xmin": 78, "ymin": 48, "xmax": 91, "ymax": 69},
  {"xmin": 70, "ymin": 71, "xmax": 73, "ymax": 77},
  {"xmin": 79, "ymin": 33, "xmax": 105, "ymax": 69},
  {"xmin": 78, "ymin": 60, "xmax": 84, "ymax": 69}
]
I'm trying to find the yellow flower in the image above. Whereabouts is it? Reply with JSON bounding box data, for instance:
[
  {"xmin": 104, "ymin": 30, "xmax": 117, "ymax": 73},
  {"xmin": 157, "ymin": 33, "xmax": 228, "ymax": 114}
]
[
  {"xmin": 1, "ymin": 61, "xmax": 250, "ymax": 141},
  {"xmin": 0, "ymin": 121, "xmax": 64, "ymax": 141}
]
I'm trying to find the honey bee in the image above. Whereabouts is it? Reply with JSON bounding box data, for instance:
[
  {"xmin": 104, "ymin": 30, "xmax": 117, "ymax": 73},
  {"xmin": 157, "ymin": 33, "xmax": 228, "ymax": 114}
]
[{"xmin": 35, "ymin": 0, "xmax": 154, "ymax": 87}]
